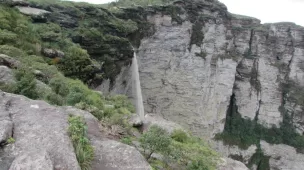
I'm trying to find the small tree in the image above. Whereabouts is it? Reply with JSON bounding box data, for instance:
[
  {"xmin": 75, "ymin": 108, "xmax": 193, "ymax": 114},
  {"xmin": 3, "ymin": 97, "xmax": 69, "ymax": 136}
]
[{"xmin": 139, "ymin": 125, "xmax": 171, "ymax": 160}]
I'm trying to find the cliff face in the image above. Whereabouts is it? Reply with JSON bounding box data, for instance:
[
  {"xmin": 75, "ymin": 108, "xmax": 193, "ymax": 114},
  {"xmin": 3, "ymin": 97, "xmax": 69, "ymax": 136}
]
[{"xmin": 101, "ymin": 0, "xmax": 304, "ymax": 169}]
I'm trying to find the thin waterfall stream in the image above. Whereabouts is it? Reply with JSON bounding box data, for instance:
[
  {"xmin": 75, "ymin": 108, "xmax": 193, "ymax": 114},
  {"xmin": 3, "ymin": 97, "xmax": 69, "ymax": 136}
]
[{"xmin": 132, "ymin": 50, "xmax": 145, "ymax": 121}]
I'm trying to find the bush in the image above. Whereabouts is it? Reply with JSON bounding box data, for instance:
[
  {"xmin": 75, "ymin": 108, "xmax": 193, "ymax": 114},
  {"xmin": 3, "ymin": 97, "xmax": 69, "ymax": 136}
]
[
  {"xmin": 46, "ymin": 92, "xmax": 64, "ymax": 106},
  {"xmin": 68, "ymin": 115, "xmax": 94, "ymax": 170},
  {"xmin": 49, "ymin": 75, "xmax": 70, "ymax": 96},
  {"xmin": 140, "ymin": 125, "xmax": 171, "ymax": 160},
  {"xmin": 171, "ymin": 129, "xmax": 188, "ymax": 143},
  {"xmin": 14, "ymin": 68, "xmax": 38, "ymax": 99},
  {"xmin": 121, "ymin": 137, "xmax": 132, "ymax": 145},
  {"xmin": 58, "ymin": 45, "xmax": 96, "ymax": 83}
]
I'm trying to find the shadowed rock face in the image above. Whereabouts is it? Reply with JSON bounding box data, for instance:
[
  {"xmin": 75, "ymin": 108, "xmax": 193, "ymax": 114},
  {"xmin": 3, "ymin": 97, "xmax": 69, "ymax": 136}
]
[{"xmin": 0, "ymin": 91, "xmax": 152, "ymax": 170}]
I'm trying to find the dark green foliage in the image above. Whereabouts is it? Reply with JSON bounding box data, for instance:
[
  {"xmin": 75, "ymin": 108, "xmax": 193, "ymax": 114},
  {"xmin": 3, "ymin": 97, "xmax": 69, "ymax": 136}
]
[
  {"xmin": 215, "ymin": 94, "xmax": 304, "ymax": 152},
  {"xmin": 171, "ymin": 129, "xmax": 188, "ymax": 143},
  {"xmin": 247, "ymin": 148, "xmax": 270, "ymax": 170},
  {"xmin": 139, "ymin": 126, "xmax": 218, "ymax": 170},
  {"xmin": 68, "ymin": 115, "xmax": 94, "ymax": 170},
  {"xmin": 58, "ymin": 46, "xmax": 96, "ymax": 83},
  {"xmin": 187, "ymin": 160, "xmax": 209, "ymax": 170},
  {"xmin": 14, "ymin": 68, "xmax": 38, "ymax": 99},
  {"xmin": 140, "ymin": 125, "xmax": 171, "ymax": 160},
  {"xmin": 189, "ymin": 21, "xmax": 204, "ymax": 50},
  {"xmin": 49, "ymin": 75, "xmax": 70, "ymax": 97},
  {"xmin": 46, "ymin": 92, "xmax": 64, "ymax": 106}
]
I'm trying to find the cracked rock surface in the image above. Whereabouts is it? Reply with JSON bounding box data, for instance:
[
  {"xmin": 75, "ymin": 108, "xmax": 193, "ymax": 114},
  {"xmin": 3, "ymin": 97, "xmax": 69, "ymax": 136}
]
[{"xmin": 0, "ymin": 91, "xmax": 151, "ymax": 170}]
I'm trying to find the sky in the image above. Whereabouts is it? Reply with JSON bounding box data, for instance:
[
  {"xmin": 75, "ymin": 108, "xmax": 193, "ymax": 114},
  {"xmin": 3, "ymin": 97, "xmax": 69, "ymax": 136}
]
[{"xmin": 69, "ymin": 0, "xmax": 304, "ymax": 26}]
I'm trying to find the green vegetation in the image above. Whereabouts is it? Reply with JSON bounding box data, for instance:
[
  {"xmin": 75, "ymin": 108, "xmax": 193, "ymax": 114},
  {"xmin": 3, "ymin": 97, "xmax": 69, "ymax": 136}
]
[
  {"xmin": 7, "ymin": 137, "xmax": 15, "ymax": 144},
  {"xmin": 68, "ymin": 115, "xmax": 94, "ymax": 170},
  {"xmin": 140, "ymin": 127, "xmax": 219, "ymax": 170},
  {"xmin": 140, "ymin": 125, "xmax": 172, "ymax": 160},
  {"xmin": 215, "ymin": 94, "xmax": 304, "ymax": 153},
  {"xmin": 247, "ymin": 147, "xmax": 270, "ymax": 170},
  {"xmin": 189, "ymin": 21, "xmax": 204, "ymax": 50}
]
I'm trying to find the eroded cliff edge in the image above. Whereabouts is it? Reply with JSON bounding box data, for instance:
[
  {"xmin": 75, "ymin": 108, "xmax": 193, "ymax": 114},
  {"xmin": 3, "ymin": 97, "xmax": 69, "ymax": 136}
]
[{"xmin": 99, "ymin": 0, "xmax": 304, "ymax": 169}]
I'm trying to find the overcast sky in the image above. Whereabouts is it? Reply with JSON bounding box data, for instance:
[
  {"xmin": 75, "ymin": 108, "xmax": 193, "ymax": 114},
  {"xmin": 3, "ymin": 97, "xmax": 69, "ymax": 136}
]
[{"xmin": 70, "ymin": 0, "xmax": 304, "ymax": 26}]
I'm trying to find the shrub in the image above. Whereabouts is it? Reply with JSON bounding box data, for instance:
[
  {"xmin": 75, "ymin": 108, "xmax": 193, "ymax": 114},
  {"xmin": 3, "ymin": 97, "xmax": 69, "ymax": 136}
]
[
  {"xmin": 171, "ymin": 129, "xmax": 188, "ymax": 143},
  {"xmin": 49, "ymin": 75, "xmax": 70, "ymax": 96},
  {"xmin": 121, "ymin": 137, "xmax": 132, "ymax": 145},
  {"xmin": 68, "ymin": 115, "xmax": 94, "ymax": 170},
  {"xmin": 58, "ymin": 45, "xmax": 96, "ymax": 83},
  {"xmin": 14, "ymin": 68, "xmax": 38, "ymax": 99},
  {"xmin": 140, "ymin": 125, "xmax": 171, "ymax": 160},
  {"xmin": 46, "ymin": 92, "xmax": 64, "ymax": 106},
  {"xmin": 7, "ymin": 137, "xmax": 15, "ymax": 144},
  {"xmin": 0, "ymin": 45, "xmax": 25, "ymax": 58},
  {"xmin": 0, "ymin": 82, "xmax": 17, "ymax": 93}
]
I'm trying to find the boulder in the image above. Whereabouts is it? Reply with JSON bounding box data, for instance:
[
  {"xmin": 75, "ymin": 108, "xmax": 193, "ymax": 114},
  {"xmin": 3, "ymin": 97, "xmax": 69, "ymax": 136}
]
[
  {"xmin": 42, "ymin": 48, "xmax": 65, "ymax": 58},
  {"xmin": 91, "ymin": 140, "xmax": 152, "ymax": 170},
  {"xmin": 217, "ymin": 158, "xmax": 249, "ymax": 170},
  {"xmin": 0, "ymin": 54, "xmax": 21, "ymax": 68},
  {"xmin": 16, "ymin": 6, "xmax": 50, "ymax": 16},
  {"xmin": 0, "ymin": 66, "xmax": 15, "ymax": 84},
  {"xmin": 129, "ymin": 115, "xmax": 143, "ymax": 127}
]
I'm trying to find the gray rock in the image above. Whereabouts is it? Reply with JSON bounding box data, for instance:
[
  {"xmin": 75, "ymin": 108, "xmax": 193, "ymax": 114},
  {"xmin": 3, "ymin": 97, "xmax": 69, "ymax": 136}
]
[
  {"xmin": 16, "ymin": 6, "xmax": 50, "ymax": 16},
  {"xmin": 42, "ymin": 48, "xmax": 65, "ymax": 58},
  {"xmin": 217, "ymin": 158, "xmax": 249, "ymax": 170},
  {"xmin": 65, "ymin": 107, "xmax": 153, "ymax": 170},
  {"xmin": 100, "ymin": 1, "xmax": 304, "ymax": 169},
  {"xmin": 0, "ymin": 91, "xmax": 152, "ymax": 170},
  {"xmin": 0, "ymin": 54, "xmax": 20, "ymax": 68},
  {"xmin": 0, "ymin": 66, "xmax": 15, "ymax": 84},
  {"xmin": 129, "ymin": 115, "xmax": 143, "ymax": 127},
  {"xmin": 91, "ymin": 140, "xmax": 152, "ymax": 170},
  {"xmin": 0, "ymin": 120, "xmax": 13, "ymax": 143},
  {"xmin": 9, "ymin": 151, "xmax": 53, "ymax": 170},
  {"xmin": 0, "ymin": 91, "xmax": 81, "ymax": 170}
]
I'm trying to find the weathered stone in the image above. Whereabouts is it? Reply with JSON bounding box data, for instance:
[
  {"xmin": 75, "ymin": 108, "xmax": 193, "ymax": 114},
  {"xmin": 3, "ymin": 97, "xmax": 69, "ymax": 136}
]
[
  {"xmin": 99, "ymin": 1, "xmax": 304, "ymax": 169},
  {"xmin": 261, "ymin": 141, "xmax": 304, "ymax": 170},
  {"xmin": 217, "ymin": 158, "xmax": 249, "ymax": 170},
  {"xmin": 0, "ymin": 66, "xmax": 15, "ymax": 84},
  {"xmin": 0, "ymin": 120, "xmax": 13, "ymax": 144},
  {"xmin": 9, "ymin": 151, "xmax": 54, "ymax": 170},
  {"xmin": 0, "ymin": 54, "xmax": 21, "ymax": 68},
  {"xmin": 42, "ymin": 48, "xmax": 65, "ymax": 58},
  {"xmin": 16, "ymin": 6, "xmax": 49, "ymax": 16},
  {"xmin": 129, "ymin": 115, "xmax": 143, "ymax": 127},
  {"xmin": 65, "ymin": 107, "xmax": 152, "ymax": 170},
  {"xmin": 91, "ymin": 140, "xmax": 152, "ymax": 170},
  {"xmin": 0, "ymin": 91, "xmax": 81, "ymax": 170},
  {"xmin": 0, "ymin": 92, "xmax": 152, "ymax": 170}
]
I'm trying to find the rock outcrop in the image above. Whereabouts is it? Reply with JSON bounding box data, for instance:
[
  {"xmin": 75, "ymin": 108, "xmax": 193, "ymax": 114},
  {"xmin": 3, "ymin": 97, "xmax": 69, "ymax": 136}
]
[
  {"xmin": 100, "ymin": 0, "xmax": 304, "ymax": 169},
  {"xmin": 0, "ymin": 91, "xmax": 152, "ymax": 170}
]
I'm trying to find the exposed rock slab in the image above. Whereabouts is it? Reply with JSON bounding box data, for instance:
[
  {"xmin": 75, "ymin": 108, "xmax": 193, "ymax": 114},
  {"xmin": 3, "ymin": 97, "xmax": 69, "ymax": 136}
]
[
  {"xmin": 217, "ymin": 158, "xmax": 249, "ymax": 170},
  {"xmin": 16, "ymin": 6, "xmax": 50, "ymax": 16},
  {"xmin": 0, "ymin": 66, "xmax": 15, "ymax": 85},
  {"xmin": 9, "ymin": 151, "xmax": 54, "ymax": 170},
  {"xmin": 0, "ymin": 92, "xmax": 151, "ymax": 170},
  {"xmin": 0, "ymin": 91, "xmax": 81, "ymax": 170},
  {"xmin": 261, "ymin": 141, "xmax": 304, "ymax": 170}
]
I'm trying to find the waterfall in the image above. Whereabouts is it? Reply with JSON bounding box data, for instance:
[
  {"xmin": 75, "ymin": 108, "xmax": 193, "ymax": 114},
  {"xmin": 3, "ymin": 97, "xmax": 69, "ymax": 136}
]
[{"xmin": 132, "ymin": 50, "xmax": 145, "ymax": 121}]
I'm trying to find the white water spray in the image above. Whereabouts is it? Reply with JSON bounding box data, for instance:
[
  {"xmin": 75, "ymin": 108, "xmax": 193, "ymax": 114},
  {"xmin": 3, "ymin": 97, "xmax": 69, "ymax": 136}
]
[{"xmin": 132, "ymin": 50, "xmax": 145, "ymax": 121}]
